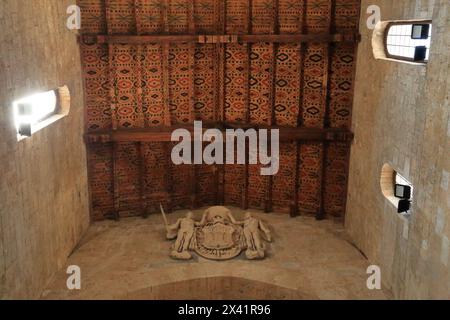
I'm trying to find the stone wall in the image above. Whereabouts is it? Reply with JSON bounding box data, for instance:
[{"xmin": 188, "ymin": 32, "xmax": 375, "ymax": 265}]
[
  {"xmin": 347, "ymin": 0, "xmax": 450, "ymax": 299},
  {"xmin": 0, "ymin": 0, "xmax": 90, "ymax": 299}
]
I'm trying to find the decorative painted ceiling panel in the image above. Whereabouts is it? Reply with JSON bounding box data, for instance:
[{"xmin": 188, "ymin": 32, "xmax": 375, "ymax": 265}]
[{"xmin": 80, "ymin": 0, "xmax": 361, "ymax": 221}]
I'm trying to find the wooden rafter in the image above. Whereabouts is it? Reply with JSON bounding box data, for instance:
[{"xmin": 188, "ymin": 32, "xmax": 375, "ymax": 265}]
[
  {"xmin": 85, "ymin": 125, "xmax": 354, "ymax": 144},
  {"xmin": 111, "ymin": 141, "xmax": 120, "ymax": 221},
  {"xmin": 188, "ymin": 2, "xmax": 196, "ymax": 123},
  {"xmin": 264, "ymin": 0, "xmax": 280, "ymax": 213},
  {"xmin": 317, "ymin": 0, "xmax": 336, "ymax": 221},
  {"xmin": 137, "ymin": 141, "xmax": 147, "ymax": 217},
  {"xmin": 291, "ymin": 0, "xmax": 309, "ymax": 218},
  {"xmin": 90, "ymin": 33, "xmax": 360, "ymax": 44},
  {"xmin": 216, "ymin": 0, "xmax": 227, "ymax": 205},
  {"xmin": 242, "ymin": 0, "xmax": 253, "ymax": 210},
  {"xmin": 161, "ymin": 0, "xmax": 173, "ymax": 211},
  {"xmin": 105, "ymin": 0, "xmax": 120, "ymax": 220},
  {"xmin": 134, "ymin": 0, "xmax": 147, "ymax": 218},
  {"xmin": 188, "ymin": 1, "xmax": 197, "ymax": 208}
]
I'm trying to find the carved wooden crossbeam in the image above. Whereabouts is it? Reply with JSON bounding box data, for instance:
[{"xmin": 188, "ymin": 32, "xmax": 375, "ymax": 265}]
[
  {"xmin": 84, "ymin": 123, "xmax": 354, "ymax": 144},
  {"xmin": 82, "ymin": 33, "xmax": 361, "ymax": 45},
  {"xmin": 198, "ymin": 35, "xmax": 239, "ymax": 44}
]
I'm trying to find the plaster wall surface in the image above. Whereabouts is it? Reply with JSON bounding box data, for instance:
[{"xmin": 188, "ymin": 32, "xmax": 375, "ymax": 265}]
[
  {"xmin": 0, "ymin": 0, "xmax": 90, "ymax": 299},
  {"xmin": 347, "ymin": 0, "xmax": 450, "ymax": 299}
]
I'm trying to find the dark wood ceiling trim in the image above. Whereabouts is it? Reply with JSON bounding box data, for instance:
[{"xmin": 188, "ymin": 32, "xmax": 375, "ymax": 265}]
[
  {"xmin": 242, "ymin": 0, "xmax": 253, "ymax": 211},
  {"xmin": 292, "ymin": 0, "xmax": 309, "ymax": 218},
  {"xmin": 164, "ymin": 142, "xmax": 174, "ymax": 213},
  {"xmin": 105, "ymin": 0, "xmax": 120, "ymax": 220},
  {"xmin": 137, "ymin": 141, "xmax": 147, "ymax": 218},
  {"xmin": 162, "ymin": 0, "xmax": 173, "ymax": 211},
  {"xmin": 111, "ymin": 141, "xmax": 120, "ymax": 221},
  {"xmin": 317, "ymin": 0, "xmax": 337, "ymax": 221},
  {"xmin": 134, "ymin": 0, "xmax": 147, "ymax": 218},
  {"xmin": 188, "ymin": 1, "xmax": 197, "ymax": 209},
  {"xmin": 90, "ymin": 33, "xmax": 360, "ymax": 44},
  {"xmin": 264, "ymin": 0, "xmax": 280, "ymax": 214},
  {"xmin": 85, "ymin": 125, "xmax": 354, "ymax": 144},
  {"xmin": 216, "ymin": 0, "xmax": 227, "ymax": 206}
]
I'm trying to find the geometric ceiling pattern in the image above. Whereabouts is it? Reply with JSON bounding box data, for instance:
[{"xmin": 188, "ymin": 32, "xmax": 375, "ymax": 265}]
[{"xmin": 79, "ymin": 0, "xmax": 361, "ymax": 221}]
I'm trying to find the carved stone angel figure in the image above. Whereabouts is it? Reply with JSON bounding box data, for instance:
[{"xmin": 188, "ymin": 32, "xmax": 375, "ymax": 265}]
[
  {"xmin": 240, "ymin": 212, "xmax": 272, "ymax": 260},
  {"xmin": 166, "ymin": 212, "xmax": 199, "ymax": 260}
]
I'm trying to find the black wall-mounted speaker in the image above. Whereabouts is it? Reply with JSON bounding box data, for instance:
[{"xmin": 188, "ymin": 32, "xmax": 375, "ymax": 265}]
[
  {"xmin": 413, "ymin": 46, "xmax": 427, "ymax": 61},
  {"xmin": 18, "ymin": 123, "xmax": 32, "ymax": 137},
  {"xmin": 398, "ymin": 199, "xmax": 411, "ymax": 214}
]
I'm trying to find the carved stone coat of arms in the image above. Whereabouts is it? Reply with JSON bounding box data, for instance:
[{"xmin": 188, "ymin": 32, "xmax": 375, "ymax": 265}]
[{"xmin": 161, "ymin": 206, "xmax": 272, "ymax": 261}]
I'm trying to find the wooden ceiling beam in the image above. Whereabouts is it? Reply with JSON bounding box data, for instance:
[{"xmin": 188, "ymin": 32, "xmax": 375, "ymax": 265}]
[
  {"xmin": 188, "ymin": 1, "xmax": 197, "ymax": 209},
  {"xmin": 104, "ymin": 0, "xmax": 120, "ymax": 221},
  {"xmin": 85, "ymin": 124, "xmax": 354, "ymax": 144},
  {"xmin": 317, "ymin": 0, "xmax": 337, "ymax": 221},
  {"xmin": 161, "ymin": 0, "xmax": 173, "ymax": 213},
  {"xmin": 87, "ymin": 33, "xmax": 360, "ymax": 45},
  {"xmin": 291, "ymin": 0, "xmax": 309, "ymax": 218},
  {"xmin": 264, "ymin": 0, "xmax": 280, "ymax": 214},
  {"xmin": 242, "ymin": 0, "xmax": 253, "ymax": 211},
  {"xmin": 133, "ymin": 1, "xmax": 148, "ymax": 219},
  {"xmin": 216, "ymin": 0, "xmax": 227, "ymax": 206}
]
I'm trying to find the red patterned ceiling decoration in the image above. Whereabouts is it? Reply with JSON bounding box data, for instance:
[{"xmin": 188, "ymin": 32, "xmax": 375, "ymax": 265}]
[{"xmin": 79, "ymin": 0, "xmax": 361, "ymax": 221}]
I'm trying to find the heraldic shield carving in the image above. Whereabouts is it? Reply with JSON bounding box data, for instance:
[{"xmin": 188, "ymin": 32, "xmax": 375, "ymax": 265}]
[{"xmin": 161, "ymin": 205, "xmax": 272, "ymax": 261}]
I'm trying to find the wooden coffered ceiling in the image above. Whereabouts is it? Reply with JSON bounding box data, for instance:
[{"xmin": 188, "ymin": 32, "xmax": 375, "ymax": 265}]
[{"xmin": 79, "ymin": 0, "xmax": 361, "ymax": 221}]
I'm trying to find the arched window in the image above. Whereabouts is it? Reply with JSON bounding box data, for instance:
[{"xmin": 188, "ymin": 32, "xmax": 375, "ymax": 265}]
[
  {"xmin": 380, "ymin": 164, "xmax": 414, "ymax": 215},
  {"xmin": 385, "ymin": 22, "xmax": 432, "ymax": 63},
  {"xmin": 14, "ymin": 90, "xmax": 57, "ymax": 132},
  {"xmin": 13, "ymin": 86, "xmax": 71, "ymax": 140}
]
